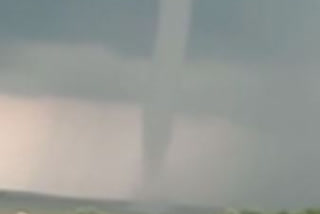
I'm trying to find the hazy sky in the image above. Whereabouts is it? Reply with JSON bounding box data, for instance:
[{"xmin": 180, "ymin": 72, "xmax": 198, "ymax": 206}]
[{"xmin": 1, "ymin": 0, "xmax": 320, "ymax": 210}]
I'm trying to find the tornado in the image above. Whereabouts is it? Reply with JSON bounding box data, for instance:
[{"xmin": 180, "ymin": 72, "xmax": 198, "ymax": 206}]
[{"xmin": 142, "ymin": 0, "xmax": 193, "ymax": 196}]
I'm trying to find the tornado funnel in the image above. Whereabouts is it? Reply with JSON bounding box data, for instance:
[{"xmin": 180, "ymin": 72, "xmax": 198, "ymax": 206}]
[{"xmin": 142, "ymin": 0, "xmax": 193, "ymax": 196}]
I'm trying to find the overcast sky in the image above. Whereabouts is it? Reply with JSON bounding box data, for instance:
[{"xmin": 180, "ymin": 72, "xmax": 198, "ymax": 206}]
[{"xmin": 0, "ymin": 0, "xmax": 320, "ymax": 210}]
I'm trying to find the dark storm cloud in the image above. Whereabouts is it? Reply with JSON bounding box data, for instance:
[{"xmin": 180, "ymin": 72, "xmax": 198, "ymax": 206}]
[
  {"xmin": 188, "ymin": 0, "xmax": 320, "ymax": 63},
  {"xmin": 1, "ymin": 0, "xmax": 320, "ymax": 61},
  {"xmin": 0, "ymin": 0, "xmax": 157, "ymax": 56}
]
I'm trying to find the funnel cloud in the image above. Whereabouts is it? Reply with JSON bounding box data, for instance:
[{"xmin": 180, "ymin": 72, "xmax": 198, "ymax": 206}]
[{"xmin": 141, "ymin": 0, "xmax": 193, "ymax": 198}]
